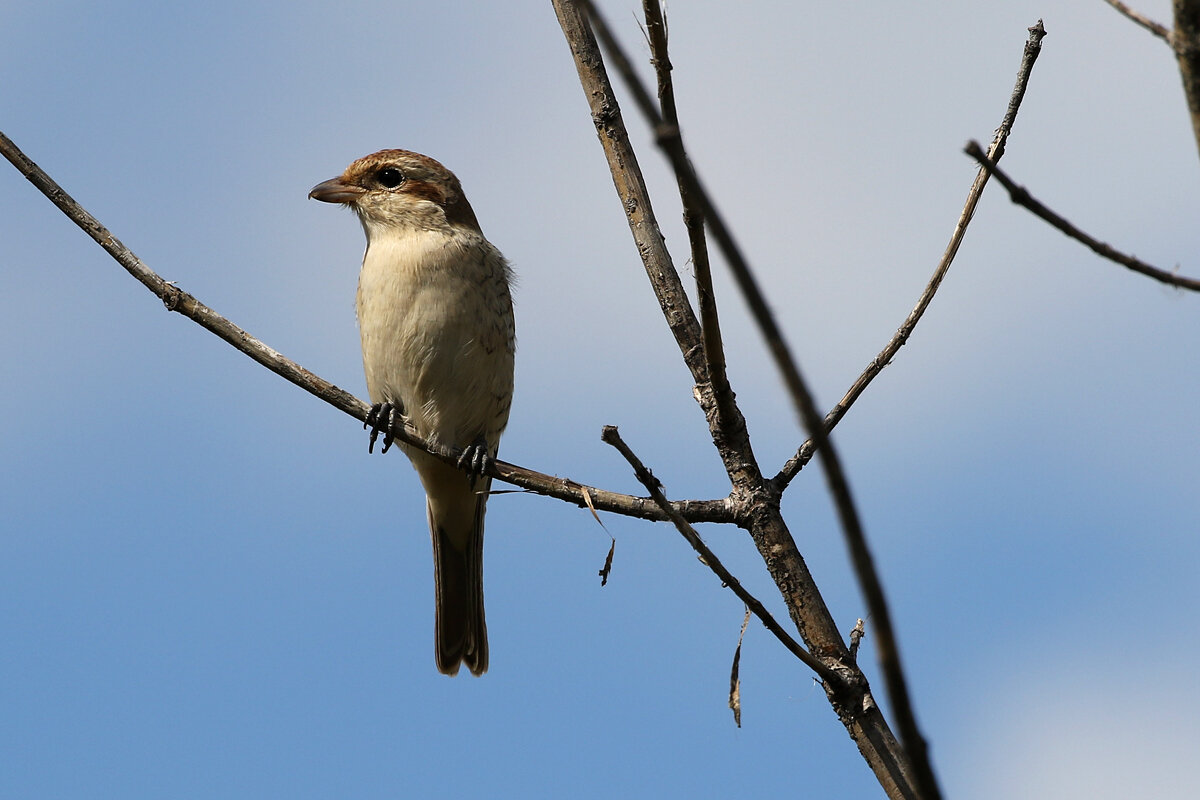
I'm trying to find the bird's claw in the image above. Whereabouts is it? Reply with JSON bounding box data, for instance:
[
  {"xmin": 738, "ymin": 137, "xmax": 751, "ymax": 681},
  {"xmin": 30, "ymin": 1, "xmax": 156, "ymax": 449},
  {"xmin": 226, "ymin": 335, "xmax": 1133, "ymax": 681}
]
[
  {"xmin": 457, "ymin": 438, "xmax": 494, "ymax": 487},
  {"xmin": 365, "ymin": 402, "xmax": 400, "ymax": 454}
]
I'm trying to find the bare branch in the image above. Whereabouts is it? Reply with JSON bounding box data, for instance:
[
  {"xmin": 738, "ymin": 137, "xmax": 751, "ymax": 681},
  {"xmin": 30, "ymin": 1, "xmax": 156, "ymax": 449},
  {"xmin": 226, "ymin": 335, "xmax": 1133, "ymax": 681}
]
[
  {"xmin": 1104, "ymin": 0, "xmax": 1174, "ymax": 46},
  {"xmin": 552, "ymin": 5, "xmax": 918, "ymax": 797},
  {"xmin": 0, "ymin": 129, "xmax": 738, "ymax": 526},
  {"xmin": 641, "ymin": 0, "xmax": 737, "ymax": 441},
  {"xmin": 584, "ymin": 3, "xmax": 832, "ymax": 452},
  {"xmin": 964, "ymin": 139, "xmax": 1200, "ymax": 292},
  {"xmin": 600, "ymin": 425, "xmax": 842, "ymax": 686},
  {"xmin": 553, "ymin": 0, "xmax": 772, "ymax": 502},
  {"xmin": 776, "ymin": 20, "xmax": 1048, "ymax": 487},
  {"xmin": 1175, "ymin": 0, "xmax": 1200, "ymax": 161},
  {"xmin": 1104, "ymin": 1, "xmax": 1200, "ymax": 163},
  {"xmin": 577, "ymin": 6, "xmax": 946, "ymax": 796}
]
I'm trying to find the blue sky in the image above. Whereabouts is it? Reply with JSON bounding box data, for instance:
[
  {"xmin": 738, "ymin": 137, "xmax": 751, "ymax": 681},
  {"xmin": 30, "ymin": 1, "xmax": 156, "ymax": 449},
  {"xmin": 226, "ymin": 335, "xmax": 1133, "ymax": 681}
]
[{"xmin": 3, "ymin": 1, "xmax": 1198, "ymax": 797}]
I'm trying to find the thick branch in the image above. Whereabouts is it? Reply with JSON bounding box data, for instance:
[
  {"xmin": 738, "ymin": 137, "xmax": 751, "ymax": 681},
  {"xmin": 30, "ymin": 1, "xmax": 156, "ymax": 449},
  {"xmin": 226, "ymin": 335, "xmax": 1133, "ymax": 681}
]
[
  {"xmin": 776, "ymin": 20, "xmax": 1048, "ymax": 487},
  {"xmin": 1175, "ymin": 0, "xmax": 1200, "ymax": 162},
  {"xmin": 0, "ymin": 129, "xmax": 737, "ymax": 526},
  {"xmin": 965, "ymin": 139, "xmax": 1200, "ymax": 291}
]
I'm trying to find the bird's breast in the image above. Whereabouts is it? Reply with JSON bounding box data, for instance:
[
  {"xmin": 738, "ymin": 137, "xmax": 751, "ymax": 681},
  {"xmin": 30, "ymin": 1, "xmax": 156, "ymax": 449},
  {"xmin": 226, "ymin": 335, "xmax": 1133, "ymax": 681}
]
[{"xmin": 355, "ymin": 228, "xmax": 514, "ymax": 448}]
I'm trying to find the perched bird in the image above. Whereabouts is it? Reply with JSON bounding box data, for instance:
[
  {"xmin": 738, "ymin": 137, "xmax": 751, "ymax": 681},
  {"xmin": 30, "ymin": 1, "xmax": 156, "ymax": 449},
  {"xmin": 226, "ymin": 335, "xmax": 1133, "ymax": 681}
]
[{"xmin": 309, "ymin": 150, "xmax": 515, "ymax": 676}]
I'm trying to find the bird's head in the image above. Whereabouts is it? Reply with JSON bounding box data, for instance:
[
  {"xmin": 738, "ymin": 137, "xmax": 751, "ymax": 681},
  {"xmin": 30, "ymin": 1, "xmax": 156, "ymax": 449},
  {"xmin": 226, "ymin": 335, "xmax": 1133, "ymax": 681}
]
[{"xmin": 309, "ymin": 149, "xmax": 481, "ymax": 236}]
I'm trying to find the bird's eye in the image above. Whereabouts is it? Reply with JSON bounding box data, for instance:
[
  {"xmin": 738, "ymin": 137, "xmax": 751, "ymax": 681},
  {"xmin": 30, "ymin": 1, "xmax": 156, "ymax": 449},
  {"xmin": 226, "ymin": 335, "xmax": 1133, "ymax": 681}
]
[{"xmin": 376, "ymin": 167, "xmax": 405, "ymax": 188}]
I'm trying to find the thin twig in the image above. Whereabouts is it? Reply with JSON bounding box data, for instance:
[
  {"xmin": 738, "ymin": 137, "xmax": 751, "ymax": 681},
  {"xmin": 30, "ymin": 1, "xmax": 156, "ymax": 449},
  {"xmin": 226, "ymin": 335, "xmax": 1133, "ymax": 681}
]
[
  {"xmin": 641, "ymin": 1, "xmax": 735, "ymax": 434},
  {"xmin": 600, "ymin": 426, "xmax": 841, "ymax": 686},
  {"xmin": 775, "ymin": 20, "xmax": 1048, "ymax": 487},
  {"xmin": 1103, "ymin": 0, "xmax": 1175, "ymax": 46},
  {"xmin": 965, "ymin": 139, "xmax": 1200, "ymax": 292},
  {"xmin": 0, "ymin": 129, "xmax": 738, "ymax": 525}
]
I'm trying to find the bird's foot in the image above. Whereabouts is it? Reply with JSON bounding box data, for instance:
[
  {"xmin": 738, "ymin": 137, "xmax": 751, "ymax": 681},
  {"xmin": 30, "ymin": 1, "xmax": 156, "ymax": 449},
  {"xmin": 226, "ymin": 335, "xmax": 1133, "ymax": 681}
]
[
  {"xmin": 457, "ymin": 436, "xmax": 494, "ymax": 488},
  {"xmin": 365, "ymin": 402, "xmax": 402, "ymax": 454}
]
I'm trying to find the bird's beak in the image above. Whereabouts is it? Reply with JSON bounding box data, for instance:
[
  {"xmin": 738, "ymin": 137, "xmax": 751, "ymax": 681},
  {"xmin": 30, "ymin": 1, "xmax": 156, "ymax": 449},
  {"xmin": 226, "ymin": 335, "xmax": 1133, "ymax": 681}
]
[{"xmin": 309, "ymin": 177, "xmax": 366, "ymax": 204}]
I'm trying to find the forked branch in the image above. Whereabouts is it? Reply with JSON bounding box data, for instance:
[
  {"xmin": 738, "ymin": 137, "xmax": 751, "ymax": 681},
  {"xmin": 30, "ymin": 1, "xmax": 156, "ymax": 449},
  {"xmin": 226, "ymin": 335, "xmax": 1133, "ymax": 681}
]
[
  {"xmin": 556, "ymin": 2, "xmax": 942, "ymax": 798},
  {"xmin": 1103, "ymin": 0, "xmax": 1174, "ymax": 45},
  {"xmin": 776, "ymin": 20, "xmax": 1048, "ymax": 485},
  {"xmin": 1103, "ymin": 0, "xmax": 1200, "ymax": 163},
  {"xmin": 601, "ymin": 425, "xmax": 840, "ymax": 685}
]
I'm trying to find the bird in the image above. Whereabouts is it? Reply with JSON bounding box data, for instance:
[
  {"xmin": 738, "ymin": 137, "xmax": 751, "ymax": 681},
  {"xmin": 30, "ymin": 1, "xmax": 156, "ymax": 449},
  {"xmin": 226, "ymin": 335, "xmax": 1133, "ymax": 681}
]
[{"xmin": 309, "ymin": 149, "xmax": 515, "ymax": 676}]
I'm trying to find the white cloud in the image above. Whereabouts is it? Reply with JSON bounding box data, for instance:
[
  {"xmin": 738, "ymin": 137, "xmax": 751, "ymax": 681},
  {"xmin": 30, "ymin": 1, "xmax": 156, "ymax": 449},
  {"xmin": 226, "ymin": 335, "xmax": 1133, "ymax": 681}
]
[{"xmin": 953, "ymin": 668, "xmax": 1200, "ymax": 800}]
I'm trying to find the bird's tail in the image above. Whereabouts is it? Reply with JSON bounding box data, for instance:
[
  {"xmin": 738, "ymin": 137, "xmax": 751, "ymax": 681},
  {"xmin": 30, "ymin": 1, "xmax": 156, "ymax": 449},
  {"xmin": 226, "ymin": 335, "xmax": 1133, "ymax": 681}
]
[{"xmin": 427, "ymin": 473, "xmax": 489, "ymax": 677}]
